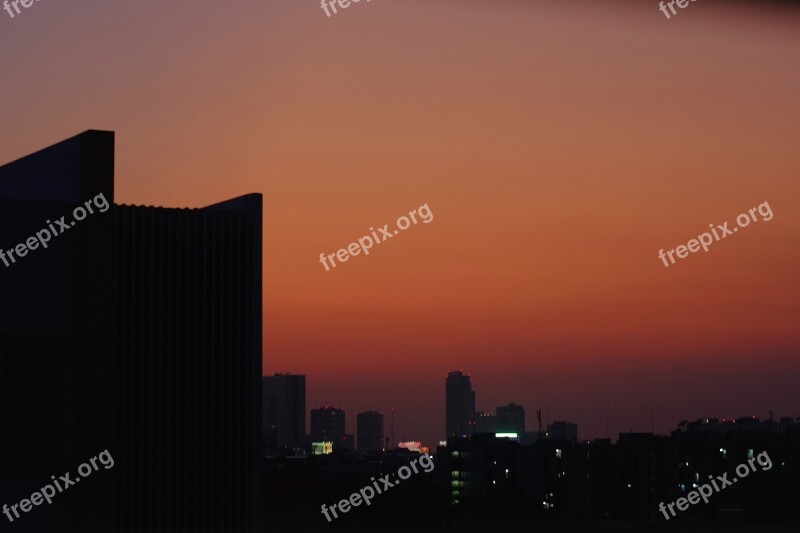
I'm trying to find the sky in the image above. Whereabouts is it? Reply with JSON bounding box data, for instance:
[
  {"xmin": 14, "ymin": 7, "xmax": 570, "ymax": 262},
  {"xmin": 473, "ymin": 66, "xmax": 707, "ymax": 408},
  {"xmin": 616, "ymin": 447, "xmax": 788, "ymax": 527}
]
[{"xmin": 1, "ymin": 0, "xmax": 799, "ymax": 447}]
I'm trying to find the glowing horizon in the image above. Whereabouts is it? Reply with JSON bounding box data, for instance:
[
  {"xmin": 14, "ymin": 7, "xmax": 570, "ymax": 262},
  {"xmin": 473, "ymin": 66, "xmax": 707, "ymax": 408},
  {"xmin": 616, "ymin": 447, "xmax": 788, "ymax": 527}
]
[{"xmin": 1, "ymin": 0, "xmax": 798, "ymax": 447}]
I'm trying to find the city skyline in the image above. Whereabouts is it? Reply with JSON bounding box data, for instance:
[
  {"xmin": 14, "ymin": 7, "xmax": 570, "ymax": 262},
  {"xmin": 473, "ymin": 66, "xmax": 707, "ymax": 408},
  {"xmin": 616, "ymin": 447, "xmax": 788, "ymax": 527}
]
[
  {"xmin": 266, "ymin": 369, "xmax": 800, "ymax": 449},
  {"xmin": 3, "ymin": 0, "xmax": 799, "ymax": 459},
  {"xmin": 3, "ymin": 0, "xmax": 799, "ymax": 530}
]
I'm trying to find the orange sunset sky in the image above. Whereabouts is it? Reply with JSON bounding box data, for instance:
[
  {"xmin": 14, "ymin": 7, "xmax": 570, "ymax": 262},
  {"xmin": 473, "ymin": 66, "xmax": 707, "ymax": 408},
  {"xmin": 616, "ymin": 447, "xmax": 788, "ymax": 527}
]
[{"xmin": 1, "ymin": 0, "xmax": 798, "ymax": 446}]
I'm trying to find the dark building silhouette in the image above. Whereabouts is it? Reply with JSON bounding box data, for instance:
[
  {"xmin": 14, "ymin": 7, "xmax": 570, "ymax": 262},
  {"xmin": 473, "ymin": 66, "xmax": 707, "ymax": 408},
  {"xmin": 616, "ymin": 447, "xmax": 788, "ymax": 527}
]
[
  {"xmin": 310, "ymin": 406, "xmax": 347, "ymax": 447},
  {"xmin": 436, "ymin": 416, "xmax": 800, "ymax": 528},
  {"xmin": 0, "ymin": 131, "xmax": 262, "ymax": 533},
  {"xmin": 264, "ymin": 373, "xmax": 306, "ymax": 450},
  {"xmin": 357, "ymin": 411, "xmax": 384, "ymax": 451},
  {"xmin": 496, "ymin": 402, "xmax": 525, "ymax": 434},
  {"xmin": 548, "ymin": 420, "xmax": 578, "ymax": 443},
  {"xmin": 475, "ymin": 411, "xmax": 496, "ymax": 434},
  {"xmin": 446, "ymin": 370, "xmax": 475, "ymax": 438},
  {"xmin": 341, "ymin": 434, "xmax": 355, "ymax": 450}
]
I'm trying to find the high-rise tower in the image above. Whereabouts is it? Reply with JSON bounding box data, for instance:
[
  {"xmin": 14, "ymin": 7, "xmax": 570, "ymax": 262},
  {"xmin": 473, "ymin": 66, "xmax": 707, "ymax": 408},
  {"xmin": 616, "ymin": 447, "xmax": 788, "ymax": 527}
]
[{"xmin": 446, "ymin": 370, "xmax": 476, "ymax": 438}]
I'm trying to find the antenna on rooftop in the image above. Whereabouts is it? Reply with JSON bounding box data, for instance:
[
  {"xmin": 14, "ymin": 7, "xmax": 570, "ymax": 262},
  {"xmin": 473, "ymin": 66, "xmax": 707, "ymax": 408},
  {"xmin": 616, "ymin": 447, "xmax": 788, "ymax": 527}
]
[{"xmin": 537, "ymin": 409, "xmax": 542, "ymax": 440}]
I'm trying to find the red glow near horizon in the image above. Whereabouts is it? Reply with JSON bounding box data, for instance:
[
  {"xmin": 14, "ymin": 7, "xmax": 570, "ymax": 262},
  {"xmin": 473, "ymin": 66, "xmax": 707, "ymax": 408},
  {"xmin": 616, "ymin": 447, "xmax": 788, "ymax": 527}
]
[{"xmin": 0, "ymin": 0, "xmax": 798, "ymax": 448}]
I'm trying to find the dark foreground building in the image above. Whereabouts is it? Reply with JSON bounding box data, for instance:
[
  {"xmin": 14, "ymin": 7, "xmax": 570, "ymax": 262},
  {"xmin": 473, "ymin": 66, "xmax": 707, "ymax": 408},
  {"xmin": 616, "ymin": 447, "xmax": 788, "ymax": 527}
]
[
  {"xmin": 0, "ymin": 131, "xmax": 262, "ymax": 533},
  {"xmin": 436, "ymin": 419, "xmax": 800, "ymax": 530}
]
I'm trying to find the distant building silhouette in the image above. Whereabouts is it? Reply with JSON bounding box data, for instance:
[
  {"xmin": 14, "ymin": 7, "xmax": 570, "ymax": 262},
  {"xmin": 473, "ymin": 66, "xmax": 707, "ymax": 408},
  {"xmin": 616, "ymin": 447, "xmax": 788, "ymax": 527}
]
[
  {"xmin": 263, "ymin": 373, "xmax": 306, "ymax": 450},
  {"xmin": 0, "ymin": 131, "xmax": 262, "ymax": 533},
  {"xmin": 446, "ymin": 371, "xmax": 475, "ymax": 438},
  {"xmin": 476, "ymin": 411, "xmax": 496, "ymax": 433},
  {"xmin": 496, "ymin": 402, "xmax": 525, "ymax": 434},
  {"xmin": 311, "ymin": 406, "xmax": 354, "ymax": 451},
  {"xmin": 677, "ymin": 416, "xmax": 800, "ymax": 435},
  {"xmin": 341, "ymin": 434, "xmax": 355, "ymax": 450},
  {"xmin": 548, "ymin": 420, "xmax": 578, "ymax": 443},
  {"xmin": 357, "ymin": 411, "xmax": 384, "ymax": 451}
]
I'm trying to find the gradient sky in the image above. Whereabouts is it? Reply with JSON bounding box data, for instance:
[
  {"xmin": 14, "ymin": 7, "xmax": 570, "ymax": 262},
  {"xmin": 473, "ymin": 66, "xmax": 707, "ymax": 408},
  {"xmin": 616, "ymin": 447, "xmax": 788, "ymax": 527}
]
[{"xmin": 1, "ymin": 0, "xmax": 799, "ymax": 447}]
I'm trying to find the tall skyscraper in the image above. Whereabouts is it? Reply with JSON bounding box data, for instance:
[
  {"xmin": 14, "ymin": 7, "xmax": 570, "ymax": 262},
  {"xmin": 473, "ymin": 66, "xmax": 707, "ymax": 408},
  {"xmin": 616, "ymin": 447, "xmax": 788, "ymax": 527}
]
[
  {"xmin": 310, "ymin": 406, "xmax": 346, "ymax": 443},
  {"xmin": 496, "ymin": 402, "xmax": 525, "ymax": 434},
  {"xmin": 357, "ymin": 411, "xmax": 384, "ymax": 451},
  {"xmin": 0, "ymin": 131, "xmax": 262, "ymax": 533},
  {"xmin": 446, "ymin": 370, "xmax": 476, "ymax": 438},
  {"xmin": 263, "ymin": 373, "xmax": 306, "ymax": 449}
]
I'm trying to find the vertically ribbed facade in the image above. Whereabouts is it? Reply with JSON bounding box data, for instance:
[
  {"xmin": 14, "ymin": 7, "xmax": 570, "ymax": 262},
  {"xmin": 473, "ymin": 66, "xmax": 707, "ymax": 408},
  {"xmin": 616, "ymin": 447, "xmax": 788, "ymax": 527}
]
[
  {"xmin": 0, "ymin": 131, "xmax": 262, "ymax": 533},
  {"xmin": 113, "ymin": 198, "xmax": 262, "ymax": 533}
]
